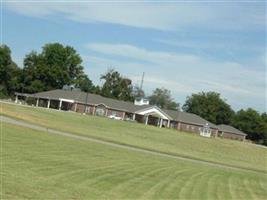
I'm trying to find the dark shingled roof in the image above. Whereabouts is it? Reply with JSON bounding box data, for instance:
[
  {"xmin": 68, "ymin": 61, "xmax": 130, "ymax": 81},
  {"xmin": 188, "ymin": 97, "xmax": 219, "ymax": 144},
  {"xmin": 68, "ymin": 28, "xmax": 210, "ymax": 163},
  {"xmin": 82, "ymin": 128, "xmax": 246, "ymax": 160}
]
[
  {"xmin": 217, "ymin": 124, "xmax": 246, "ymax": 136},
  {"xmin": 32, "ymin": 89, "xmax": 218, "ymax": 128},
  {"xmin": 34, "ymin": 89, "xmax": 151, "ymax": 113},
  {"xmin": 163, "ymin": 109, "xmax": 218, "ymax": 129}
]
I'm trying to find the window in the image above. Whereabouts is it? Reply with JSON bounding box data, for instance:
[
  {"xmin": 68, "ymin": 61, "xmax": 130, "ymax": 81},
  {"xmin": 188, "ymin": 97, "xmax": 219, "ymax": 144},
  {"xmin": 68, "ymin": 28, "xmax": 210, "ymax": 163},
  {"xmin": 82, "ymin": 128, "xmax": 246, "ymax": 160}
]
[
  {"xmin": 112, "ymin": 111, "xmax": 117, "ymax": 116},
  {"xmin": 95, "ymin": 108, "xmax": 105, "ymax": 116}
]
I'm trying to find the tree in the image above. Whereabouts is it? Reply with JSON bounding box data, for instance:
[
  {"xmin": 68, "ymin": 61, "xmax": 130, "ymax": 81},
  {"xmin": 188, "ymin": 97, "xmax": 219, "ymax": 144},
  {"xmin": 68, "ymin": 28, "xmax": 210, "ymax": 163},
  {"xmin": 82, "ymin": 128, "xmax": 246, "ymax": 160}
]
[
  {"xmin": 132, "ymin": 85, "xmax": 145, "ymax": 99},
  {"xmin": 148, "ymin": 88, "xmax": 179, "ymax": 110},
  {"xmin": 0, "ymin": 45, "xmax": 21, "ymax": 97},
  {"xmin": 21, "ymin": 43, "xmax": 84, "ymax": 93},
  {"xmin": 261, "ymin": 113, "xmax": 267, "ymax": 123},
  {"xmin": 232, "ymin": 108, "xmax": 267, "ymax": 145},
  {"xmin": 100, "ymin": 69, "xmax": 134, "ymax": 101},
  {"xmin": 75, "ymin": 74, "xmax": 95, "ymax": 93},
  {"xmin": 182, "ymin": 92, "xmax": 234, "ymax": 124}
]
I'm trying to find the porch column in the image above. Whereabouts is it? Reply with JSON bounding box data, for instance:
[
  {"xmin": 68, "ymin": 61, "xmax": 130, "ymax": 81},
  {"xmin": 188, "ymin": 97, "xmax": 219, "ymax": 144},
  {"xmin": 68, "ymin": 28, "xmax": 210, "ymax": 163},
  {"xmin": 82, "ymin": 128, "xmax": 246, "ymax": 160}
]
[
  {"xmin": 132, "ymin": 113, "xmax": 136, "ymax": 121},
  {"xmin": 167, "ymin": 120, "xmax": 170, "ymax": 128},
  {"xmin": 157, "ymin": 118, "xmax": 160, "ymax": 126},
  {"xmin": 215, "ymin": 129, "xmax": 218, "ymax": 137},
  {"xmin": 105, "ymin": 109, "xmax": 108, "ymax": 116},
  {"xmin": 15, "ymin": 95, "xmax": 18, "ymax": 103},
  {"xmin": 159, "ymin": 118, "xmax": 163, "ymax": 128},
  {"xmin": 59, "ymin": 100, "xmax": 62, "ymax": 110},
  {"xmin": 122, "ymin": 112, "xmax": 126, "ymax": 120},
  {"xmin": 36, "ymin": 98, "xmax": 39, "ymax": 107},
  {"xmin": 74, "ymin": 103, "xmax": 77, "ymax": 112},
  {"xmin": 221, "ymin": 131, "xmax": 224, "ymax": 137},
  {"xmin": 92, "ymin": 106, "xmax": 96, "ymax": 115},
  {"xmin": 47, "ymin": 99, "xmax": 50, "ymax": 108},
  {"xmin": 145, "ymin": 115, "xmax": 149, "ymax": 125},
  {"xmin": 177, "ymin": 122, "xmax": 181, "ymax": 130}
]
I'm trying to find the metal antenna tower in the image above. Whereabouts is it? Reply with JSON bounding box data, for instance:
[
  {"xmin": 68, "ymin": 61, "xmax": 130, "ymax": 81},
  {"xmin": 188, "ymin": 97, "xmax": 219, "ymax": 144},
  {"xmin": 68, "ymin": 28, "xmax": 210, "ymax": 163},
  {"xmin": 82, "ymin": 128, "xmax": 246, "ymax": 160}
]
[{"xmin": 140, "ymin": 72, "xmax": 145, "ymax": 90}]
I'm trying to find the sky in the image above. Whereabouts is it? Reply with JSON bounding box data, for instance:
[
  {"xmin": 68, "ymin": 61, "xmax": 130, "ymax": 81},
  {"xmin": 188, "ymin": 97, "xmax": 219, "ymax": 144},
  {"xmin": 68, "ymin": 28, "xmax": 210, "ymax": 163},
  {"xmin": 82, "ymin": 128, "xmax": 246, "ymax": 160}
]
[{"xmin": 1, "ymin": 1, "xmax": 266, "ymax": 112}]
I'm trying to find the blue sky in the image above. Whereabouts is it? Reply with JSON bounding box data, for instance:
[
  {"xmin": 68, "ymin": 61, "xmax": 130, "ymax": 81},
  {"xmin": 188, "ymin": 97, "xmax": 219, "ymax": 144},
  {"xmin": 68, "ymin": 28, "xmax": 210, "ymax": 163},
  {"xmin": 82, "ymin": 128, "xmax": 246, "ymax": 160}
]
[{"xmin": 2, "ymin": 1, "xmax": 266, "ymax": 112}]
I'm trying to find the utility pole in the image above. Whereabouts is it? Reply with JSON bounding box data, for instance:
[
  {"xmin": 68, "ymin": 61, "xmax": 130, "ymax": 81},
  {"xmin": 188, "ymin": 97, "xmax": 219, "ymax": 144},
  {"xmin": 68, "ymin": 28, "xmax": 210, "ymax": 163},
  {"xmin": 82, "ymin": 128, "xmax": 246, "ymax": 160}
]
[{"xmin": 84, "ymin": 92, "xmax": 89, "ymax": 113}]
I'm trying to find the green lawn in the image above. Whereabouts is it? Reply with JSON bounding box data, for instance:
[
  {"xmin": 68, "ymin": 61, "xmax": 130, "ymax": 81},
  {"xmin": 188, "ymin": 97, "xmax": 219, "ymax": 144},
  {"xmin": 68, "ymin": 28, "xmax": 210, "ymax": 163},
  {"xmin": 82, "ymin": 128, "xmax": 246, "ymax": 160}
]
[
  {"xmin": 2, "ymin": 122, "xmax": 267, "ymax": 199},
  {"xmin": 1, "ymin": 102, "xmax": 267, "ymax": 173}
]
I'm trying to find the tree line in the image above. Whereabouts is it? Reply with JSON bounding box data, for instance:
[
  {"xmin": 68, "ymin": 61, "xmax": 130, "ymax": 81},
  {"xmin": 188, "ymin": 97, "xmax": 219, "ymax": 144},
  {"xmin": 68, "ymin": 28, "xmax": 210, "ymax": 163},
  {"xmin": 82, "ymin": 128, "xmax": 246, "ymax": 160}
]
[{"xmin": 1, "ymin": 43, "xmax": 266, "ymax": 146}]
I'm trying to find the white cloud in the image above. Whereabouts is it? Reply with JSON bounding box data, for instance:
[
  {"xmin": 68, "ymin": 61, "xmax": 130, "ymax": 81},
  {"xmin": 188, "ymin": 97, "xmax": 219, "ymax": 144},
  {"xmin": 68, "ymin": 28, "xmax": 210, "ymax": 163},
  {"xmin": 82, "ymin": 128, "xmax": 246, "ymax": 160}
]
[
  {"xmin": 84, "ymin": 42, "xmax": 265, "ymax": 111},
  {"xmin": 5, "ymin": 2, "xmax": 265, "ymax": 31}
]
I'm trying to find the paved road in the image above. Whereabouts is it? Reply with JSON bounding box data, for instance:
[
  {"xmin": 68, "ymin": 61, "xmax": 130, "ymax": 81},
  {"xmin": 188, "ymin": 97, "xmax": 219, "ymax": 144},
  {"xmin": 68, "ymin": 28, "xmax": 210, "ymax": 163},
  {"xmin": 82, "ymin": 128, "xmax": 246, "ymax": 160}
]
[{"xmin": 1, "ymin": 115, "xmax": 266, "ymax": 174}]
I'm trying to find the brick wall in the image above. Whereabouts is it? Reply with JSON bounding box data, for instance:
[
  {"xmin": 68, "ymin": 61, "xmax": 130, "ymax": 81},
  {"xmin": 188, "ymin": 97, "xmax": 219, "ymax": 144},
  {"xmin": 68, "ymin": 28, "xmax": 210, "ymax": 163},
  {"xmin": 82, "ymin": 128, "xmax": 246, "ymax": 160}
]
[
  {"xmin": 106, "ymin": 109, "xmax": 125, "ymax": 118},
  {"xmin": 220, "ymin": 131, "xmax": 245, "ymax": 141},
  {"xmin": 178, "ymin": 122, "xmax": 218, "ymax": 137},
  {"xmin": 76, "ymin": 103, "xmax": 85, "ymax": 113}
]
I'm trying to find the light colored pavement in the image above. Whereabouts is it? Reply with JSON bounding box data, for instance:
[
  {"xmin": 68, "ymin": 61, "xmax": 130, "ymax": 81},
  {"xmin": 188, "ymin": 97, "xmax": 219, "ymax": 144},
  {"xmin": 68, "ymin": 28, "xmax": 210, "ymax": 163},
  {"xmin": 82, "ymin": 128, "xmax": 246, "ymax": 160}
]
[{"xmin": 1, "ymin": 115, "xmax": 266, "ymax": 174}]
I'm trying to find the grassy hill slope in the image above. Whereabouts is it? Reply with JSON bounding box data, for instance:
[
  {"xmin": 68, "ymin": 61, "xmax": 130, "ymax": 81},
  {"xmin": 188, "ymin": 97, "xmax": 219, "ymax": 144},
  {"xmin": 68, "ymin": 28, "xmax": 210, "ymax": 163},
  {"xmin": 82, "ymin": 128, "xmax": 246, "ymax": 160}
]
[
  {"xmin": 1, "ymin": 102, "xmax": 267, "ymax": 173},
  {"xmin": 2, "ymin": 122, "xmax": 267, "ymax": 199}
]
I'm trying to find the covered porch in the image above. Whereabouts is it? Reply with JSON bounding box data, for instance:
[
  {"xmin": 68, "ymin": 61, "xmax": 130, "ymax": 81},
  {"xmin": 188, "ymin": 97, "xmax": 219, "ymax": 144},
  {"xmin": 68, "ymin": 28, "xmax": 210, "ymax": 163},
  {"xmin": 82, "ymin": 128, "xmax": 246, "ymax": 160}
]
[
  {"xmin": 14, "ymin": 92, "xmax": 75, "ymax": 111},
  {"xmin": 135, "ymin": 107, "xmax": 172, "ymax": 128}
]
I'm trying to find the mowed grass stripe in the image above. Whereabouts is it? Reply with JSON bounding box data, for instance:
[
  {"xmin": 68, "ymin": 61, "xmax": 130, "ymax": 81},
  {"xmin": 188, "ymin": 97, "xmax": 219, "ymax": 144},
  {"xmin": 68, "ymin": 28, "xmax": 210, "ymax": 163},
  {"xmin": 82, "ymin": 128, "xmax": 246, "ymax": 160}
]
[
  {"xmin": 106, "ymin": 165, "xmax": 177, "ymax": 197},
  {"xmin": 139, "ymin": 168, "xmax": 191, "ymax": 199},
  {"xmin": 2, "ymin": 102, "xmax": 267, "ymax": 173},
  {"xmin": 3, "ymin": 122, "xmax": 267, "ymax": 199},
  {"xmin": 155, "ymin": 169, "xmax": 194, "ymax": 199},
  {"xmin": 104, "ymin": 166, "xmax": 175, "ymax": 199},
  {"xmin": 190, "ymin": 172, "xmax": 215, "ymax": 199}
]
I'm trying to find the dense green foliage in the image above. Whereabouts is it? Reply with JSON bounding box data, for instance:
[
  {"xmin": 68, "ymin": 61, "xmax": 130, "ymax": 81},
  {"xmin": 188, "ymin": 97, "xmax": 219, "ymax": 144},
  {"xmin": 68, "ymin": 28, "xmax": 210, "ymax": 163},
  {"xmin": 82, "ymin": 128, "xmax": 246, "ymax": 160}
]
[
  {"xmin": 3, "ymin": 122, "xmax": 267, "ymax": 199},
  {"xmin": 182, "ymin": 92, "xmax": 234, "ymax": 124},
  {"xmin": 100, "ymin": 69, "xmax": 134, "ymax": 101},
  {"xmin": 149, "ymin": 88, "xmax": 179, "ymax": 110},
  {"xmin": 21, "ymin": 43, "xmax": 90, "ymax": 93},
  {"xmin": 0, "ymin": 45, "xmax": 21, "ymax": 97},
  {"xmin": 232, "ymin": 109, "xmax": 267, "ymax": 145},
  {"xmin": 2, "ymin": 102, "xmax": 266, "ymax": 172},
  {"xmin": 0, "ymin": 43, "xmax": 95, "ymax": 95}
]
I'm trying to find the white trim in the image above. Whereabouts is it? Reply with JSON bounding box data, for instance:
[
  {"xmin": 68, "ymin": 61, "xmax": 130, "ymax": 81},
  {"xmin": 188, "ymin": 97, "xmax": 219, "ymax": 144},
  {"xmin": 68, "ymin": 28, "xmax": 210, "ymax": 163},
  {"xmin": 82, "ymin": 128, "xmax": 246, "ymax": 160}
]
[
  {"xmin": 136, "ymin": 107, "xmax": 171, "ymax": 120},
  {"xmin": 59, "ymin": 98, "xmax": 74, "ymax": 103}
]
